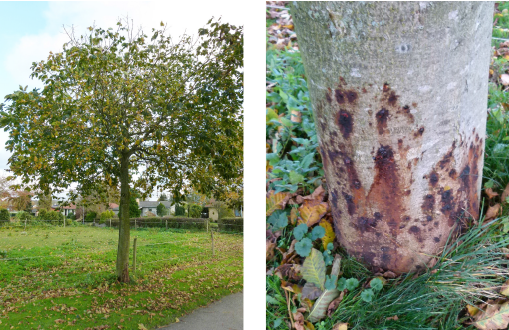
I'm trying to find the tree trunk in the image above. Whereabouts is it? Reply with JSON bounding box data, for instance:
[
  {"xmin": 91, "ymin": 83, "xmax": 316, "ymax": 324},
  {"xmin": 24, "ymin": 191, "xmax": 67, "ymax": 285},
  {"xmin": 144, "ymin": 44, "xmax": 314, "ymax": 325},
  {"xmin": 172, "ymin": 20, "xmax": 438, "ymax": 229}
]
[
  {"xmin": 292, "ymin": 2, "xmax": 493, "ymax": 273},
  {"xmin": 116, "ymin": 153, "xmax": 131, "ymax": 282}
]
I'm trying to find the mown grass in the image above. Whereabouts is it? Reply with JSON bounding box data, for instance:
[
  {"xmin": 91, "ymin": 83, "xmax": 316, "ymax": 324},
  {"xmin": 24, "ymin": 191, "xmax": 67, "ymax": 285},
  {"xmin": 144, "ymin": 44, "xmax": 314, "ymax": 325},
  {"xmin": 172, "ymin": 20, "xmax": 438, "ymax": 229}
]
[
  {"xmin": 267, "ymin": 2, "xmax": 509, "ymax": 329},
  {"xmin": 0, "ymin": 225, "xmax": 243, "ymax": 329}
]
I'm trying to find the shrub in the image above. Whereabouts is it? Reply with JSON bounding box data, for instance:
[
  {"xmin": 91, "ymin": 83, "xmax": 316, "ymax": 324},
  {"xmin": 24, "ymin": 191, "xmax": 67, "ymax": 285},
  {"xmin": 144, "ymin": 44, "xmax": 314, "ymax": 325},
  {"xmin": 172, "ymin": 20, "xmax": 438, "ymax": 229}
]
[
  {"xmin": 0, "ymin": 208, "xmax": 10, "ymax": 223},
  {"xmin": 15, "ymin": 211, "xmax": 33, "ymax": 221},
  {"xmin": 109, "ymin": 217, "xmax": 206, "ymax": 230},
  {"xmin": 85, "ymin": 211, "xmax": 97, "ymax": 222},
  {"xmin": 156, "ymin": 203, "xmax": 169, "ymax": 217},
  {"xmin": 118, "ymin": 195, "xmax": 141, "ymax": 218},
  {"xmin": 67, "ymin": 213, "xmax": 76, "ymax": 220},
  {"xmin": 189, "ymin": 204, "xmax": 202, "ymax": 218},
  {"xmin": 175, "ymin": 205, "xmax": 186, "ymax": 216},
  {"xmin": 99, "ymin": 210, "xmax": 115, "ymax": 224},
  {"xmin": 37, "ymin": 208, "xmax": 48, "ymax": 220},
  {"xmin": 219, "ymin": 217, "xmax": 243, "ymax": 232}
]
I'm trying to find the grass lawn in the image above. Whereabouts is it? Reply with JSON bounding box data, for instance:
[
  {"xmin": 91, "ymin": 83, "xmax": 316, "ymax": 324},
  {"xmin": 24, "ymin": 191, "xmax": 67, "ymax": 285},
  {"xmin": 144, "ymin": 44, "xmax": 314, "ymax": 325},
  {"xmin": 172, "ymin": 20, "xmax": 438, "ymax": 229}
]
[{"xmin": 0, "ymin": 225, "xmax": 243, "ymax": 329}]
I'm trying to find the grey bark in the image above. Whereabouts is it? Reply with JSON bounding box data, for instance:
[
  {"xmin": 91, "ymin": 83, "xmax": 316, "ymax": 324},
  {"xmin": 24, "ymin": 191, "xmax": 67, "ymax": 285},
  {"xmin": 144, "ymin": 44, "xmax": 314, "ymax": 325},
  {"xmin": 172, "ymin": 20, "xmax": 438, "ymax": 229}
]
[
  {"xmin": 116, "ymin": 153, "xmax": 131, "ymax": 282},
  {"xmin": 292, "ymin": 2, "xmax": 492, "ymax": 273}
]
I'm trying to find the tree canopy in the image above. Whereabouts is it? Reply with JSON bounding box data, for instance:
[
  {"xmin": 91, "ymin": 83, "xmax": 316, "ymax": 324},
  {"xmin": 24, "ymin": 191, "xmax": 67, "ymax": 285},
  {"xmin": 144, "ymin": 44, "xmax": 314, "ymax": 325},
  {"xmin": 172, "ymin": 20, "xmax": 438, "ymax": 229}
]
[{"xmin": 0, "ymin": 18, "xmax": 243, "ymax": 201}]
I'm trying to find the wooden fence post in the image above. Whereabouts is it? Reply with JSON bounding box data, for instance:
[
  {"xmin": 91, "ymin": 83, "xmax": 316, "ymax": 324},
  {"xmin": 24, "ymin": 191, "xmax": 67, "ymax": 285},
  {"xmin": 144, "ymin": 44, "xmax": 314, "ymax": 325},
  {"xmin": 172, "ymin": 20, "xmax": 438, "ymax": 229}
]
[
  {"xmin": 166, "ymin": 219, "xmax": 168, "ymax": 230},
  {"xmin": 135, "ymin": 219, "xmax": 137, "ymax": 229},
  {"xmin": 210, "ymin": 229, "xmax": 214, "ymax": 256},
  {"xmin": 206, "ymin": 219, "xmax": 209, "ymax": 233},
  {"xmin": 133, "ymin": 237, "xmax": 137, "ymax": 273},
  {"xmin": 109, "ymin": 218, "xmax": 112, "ymax": 228}
]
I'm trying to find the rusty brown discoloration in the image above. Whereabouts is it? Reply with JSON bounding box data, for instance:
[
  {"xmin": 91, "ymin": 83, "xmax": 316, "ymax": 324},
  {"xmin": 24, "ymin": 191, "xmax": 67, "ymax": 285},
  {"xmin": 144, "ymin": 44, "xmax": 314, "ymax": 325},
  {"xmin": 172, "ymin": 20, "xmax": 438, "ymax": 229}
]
[
  {"xmin": 429, "ymin": 171, "xmax": 439, "ymax": 187},
  {"xmin": 362, "ymin": 87, "xmax": 367, "ymax": 93},
  {"xmin": 343, "ymin": 192, "xmax": 356, "ymax": 215},
  {"xmin": 438, "ymin": 142, "xmax": 456, "ymax": 169},
  {"xmin": 346, "ymin": 90, "xmax": 358, "ymax": 103},
  {"xmin": 409, "ymin": 226, "xmax": 423, "ymax": 243},
  {"xmin": 375, "ymin": 108, "xmax": 389, "ymax": 135},
  {"xmin": 421, "ymin": 194, "xmax": 435, "ymax": 214},
  {"xmin": 335, "ymin": 89, "xmax": 346, "ymax": 104},
  {"xmin": 336, "ymin": 110, "xmax": 353, "ymax": 139},
  {"xmin": 414, "ymin": 126, "xmax": 425, "ymax": 137}
]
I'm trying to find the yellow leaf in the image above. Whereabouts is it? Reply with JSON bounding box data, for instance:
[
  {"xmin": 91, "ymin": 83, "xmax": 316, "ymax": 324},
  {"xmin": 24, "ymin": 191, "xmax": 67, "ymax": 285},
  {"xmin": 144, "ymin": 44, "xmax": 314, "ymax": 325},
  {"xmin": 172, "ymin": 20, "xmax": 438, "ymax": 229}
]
[
  {"xmin": 266, "ymin": 191, "xmax": 290, "ymax": 216},
  {"xmin": 467, "ymin": 305, "xmax": 479, "ymax": 316},
  {"xmin": 333, "ymin": 323, "xmax": 349, "ymax": 330},
  {"xmin": 299, "ymin": 201, "xmax": 328, "ymax": 227},
  {"xmin": 138, "ymin": 324, "xmax": 148, "ymax": 330},
  {"xmin": 501, "ymin": 279, "xmax": 509, "ymax": 296},
  {"xmin": 319, "ymin": 220, "xmax": 335, "ymax": 249},
  {"xmin": 290, "ymin": 208, "xmax": 298, "ymax": 225},
  {"xmin": 175, "ymin": 318, "xmax": 179, "ymax": 323},
  {"xmin": 444, "ymin": 186, "xmax": 451, "ymax": 191}
]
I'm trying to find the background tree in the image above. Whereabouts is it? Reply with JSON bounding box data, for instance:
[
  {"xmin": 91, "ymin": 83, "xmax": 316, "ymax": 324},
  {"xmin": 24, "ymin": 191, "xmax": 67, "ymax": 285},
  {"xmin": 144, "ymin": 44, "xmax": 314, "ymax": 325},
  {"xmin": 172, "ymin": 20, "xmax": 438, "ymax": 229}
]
[
  {"xmin": 8, "ymin": 191, "xmax": 32, "ymax": 211},
  {"xmin": 118, "ymin": 194, "xmax": 141, "ymax": 219},
  {"xmin": 292, "ymin": 2, "xmax": 492, "ymax": 273},
  {"xmin": 0, "ymin": 18, "xmax": 243, "ymax": 282},
  {"xmin": 37, "ymin": 194, "xmax": 53, "ymax": 210},
  {"xmin": 156, "ymin": 202, "xmax": 168, "ymax": 217},
  {"xmin": 158, "ymin": 193, "xmax": 168, "ymax": 202}
]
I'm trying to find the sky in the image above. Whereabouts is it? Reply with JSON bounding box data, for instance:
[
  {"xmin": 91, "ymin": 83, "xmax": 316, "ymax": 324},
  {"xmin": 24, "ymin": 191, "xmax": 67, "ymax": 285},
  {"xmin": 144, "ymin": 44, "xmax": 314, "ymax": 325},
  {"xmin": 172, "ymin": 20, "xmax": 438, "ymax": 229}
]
[{"xmin": 0, "ymin": 1, "xmax": 243, "ymax": 197}]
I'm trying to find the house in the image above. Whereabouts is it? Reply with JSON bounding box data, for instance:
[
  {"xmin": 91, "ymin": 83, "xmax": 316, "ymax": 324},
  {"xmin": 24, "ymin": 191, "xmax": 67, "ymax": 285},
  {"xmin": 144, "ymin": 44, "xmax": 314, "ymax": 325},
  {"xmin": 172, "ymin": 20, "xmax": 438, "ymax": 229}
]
[
  {"xmin": 138, "ymin": 200, "xmax": 173, "ymax": 217},
  {"xmin": 61, "ymin": 204, "xmax": 76, "ymax": 217},
  {"xmin": 109, "ymin": 203, "xmax": 120, "ymax": 215}
]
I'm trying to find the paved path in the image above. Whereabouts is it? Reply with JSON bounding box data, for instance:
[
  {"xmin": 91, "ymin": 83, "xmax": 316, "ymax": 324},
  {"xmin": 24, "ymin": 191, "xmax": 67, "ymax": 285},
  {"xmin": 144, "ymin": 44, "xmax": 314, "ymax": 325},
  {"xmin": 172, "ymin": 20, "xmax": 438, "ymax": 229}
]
[{"xmin": 157, "ymin": 292, "xmax": 243, "ymax": 330}]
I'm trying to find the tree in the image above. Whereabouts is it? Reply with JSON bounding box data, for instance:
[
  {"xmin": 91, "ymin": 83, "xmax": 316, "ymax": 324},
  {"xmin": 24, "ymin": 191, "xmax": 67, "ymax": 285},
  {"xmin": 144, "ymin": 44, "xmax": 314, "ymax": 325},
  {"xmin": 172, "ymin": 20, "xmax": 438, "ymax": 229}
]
[
  {"xmin": 189, "ymin": 204, "xmax": 202, "ymax": 218},
  {"xmin": 158, "ymin": 193, "xmax": 168, "ymax": 201},
  {"xmin": 37, "ymin": 194, "xmax": 53, "ymax": 210},
  {"xmin": 0, "ymin": 19, "xmax": 243, "ymax": 282},
  {"xmin": 156, "ymin": 202, "xmax": 168, "ymax": 217},
  {"xmin": 0, "ymin": 209, "xmax": 10, "ymax": 222},
  {"xmin": 292, "ymin": 2, "xmax": 492, "ymax": 273},
  {"xmin": 8, "ymin": 191, "xmax": 32, "ymax": 211},
  {"xmin": 118, "ymin": 194, "xmax": 141, "ymax": 219}
]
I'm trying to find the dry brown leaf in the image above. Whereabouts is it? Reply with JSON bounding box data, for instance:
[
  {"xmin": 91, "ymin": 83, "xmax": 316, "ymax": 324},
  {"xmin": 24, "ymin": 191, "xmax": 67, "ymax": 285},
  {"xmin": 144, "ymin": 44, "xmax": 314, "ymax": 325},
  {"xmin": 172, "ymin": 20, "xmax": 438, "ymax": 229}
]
[
  {"xmin": 486, "ymin": 188, "xmax": 499, "ymax": 199},
  {"xmin": 502, "ymin": 183, "xmax": 509, "ymax": 204},
  {"xmin": 386, "ymin": 315, "xmax": 399, "ymax": 321},
  {"xmin": 383, "ymin": 271, "xmax": 397, "ymax": 279},
  {"xmin": 302, "ymin": 185, "xmax": 326, "ymax": 203},
  {"xmin": 332, "ymin": 323, "xmax": 348, "ymax": 330},
  {"xmin": 501, "ymin": 279, "xmax": 509, "ymax": 296},
  {"xmin": 290, "ymin": 207, "xmax": 299, "ymax": 225},
  {"xmin": 474, "ymin": 299, "xmax": 509, "ymax": 329},
  {"xmin": 501, "ymin": 74, "xmax": 509, "ymax": 86},
  {"xmin": 266, "ymin": 241, "xmax": 276, "ymax": 261},
  {"xmin": 327, "ymin": 291, "xmax": 345, "ymax": 316},
  {"xmin": 291, "ymin": 110, "xmax": 302, "ymax": 123},
  {"xmin": 485, "ymin": 204, "xmax": 501, "ymax": 220},
  {"xmin": 293, "ymin": 311, "xmax": 305, "ymax": 330},
  {"xmin": 298, "ymin": 201, "xmax": 328, "ymax": 227}
]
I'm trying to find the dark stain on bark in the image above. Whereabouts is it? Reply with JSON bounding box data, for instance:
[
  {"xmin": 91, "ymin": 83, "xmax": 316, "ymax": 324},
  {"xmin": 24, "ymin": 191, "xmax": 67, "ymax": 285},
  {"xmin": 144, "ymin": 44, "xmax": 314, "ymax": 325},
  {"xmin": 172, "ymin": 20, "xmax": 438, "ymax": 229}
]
[
  {"xmin": 335, "ymin": 90, "xmax": 346, "ymax": 104},
  {"xmin": 409, "ymin": 226, "xmax": 423, "ymax": 242},
  {"xmin": 336, "ymin": 110, "xmax": 353, "ymax": 139},
  {"xmin": 429, "ymin": 171, "xmax": 439, "ymax": 187},
  {"xmin": 346, "ymin": 90, "xmax": 358, "ymax": 103},
  {"xmin": 438, "ymin": 141, "xmax": 456, "ymax": 169},
  {"xmin": 343, "ymin": 192, "xmax": 356, "ymax": 215},
  {"xmin": 421, "ymin": 194, "xmax": 435, "ymax": 214},
  {"xmin": 375, "ymin": 108, "xmax": 389, "ymax": 135},
  {"xmin": 387, "ymin": 91, "xmax": 398, "ymax": 106}
]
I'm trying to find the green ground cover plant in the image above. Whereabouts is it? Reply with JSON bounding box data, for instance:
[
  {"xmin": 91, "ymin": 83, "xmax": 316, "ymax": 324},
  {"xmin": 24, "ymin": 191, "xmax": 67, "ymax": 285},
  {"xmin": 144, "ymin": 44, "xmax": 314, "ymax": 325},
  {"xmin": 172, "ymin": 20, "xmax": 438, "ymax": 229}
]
[
  {"xmin": 267, "ymin": 2, "xmax": 509, "ymax": 329},
  {"xmin": 0, "ymin": 226, "xmax": 242, "ymax": 329}
]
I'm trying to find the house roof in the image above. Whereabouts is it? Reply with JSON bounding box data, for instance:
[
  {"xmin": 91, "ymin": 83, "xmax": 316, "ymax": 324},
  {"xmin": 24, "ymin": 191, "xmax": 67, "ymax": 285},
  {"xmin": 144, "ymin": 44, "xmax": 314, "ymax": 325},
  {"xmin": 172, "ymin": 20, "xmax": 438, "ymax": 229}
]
[
  {"xmin": 139, "ymin": 201, "xmax": 172, "ymax": 208},
  {"xmin": 61, "ymin": 205, "xmax": 76, "ymax": 210}
]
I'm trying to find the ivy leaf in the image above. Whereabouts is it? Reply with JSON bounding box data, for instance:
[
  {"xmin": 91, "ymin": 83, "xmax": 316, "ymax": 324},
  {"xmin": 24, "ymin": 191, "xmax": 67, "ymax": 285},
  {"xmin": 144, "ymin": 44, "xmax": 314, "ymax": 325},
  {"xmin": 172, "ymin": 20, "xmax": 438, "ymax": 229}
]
[
  {"xmin": 293, "ymin": 223, "xmax": 308, "ymax": 240},
  {"xmin": 301, "ymin": 248, "xmax": 326, "ymax": 289},
  {"xmin": 361, "ymin": 289, "xmax": 375, "ymax": 303},
  {"xmin": 300, "ymin": 152, "xmax": 315, "ymax": 169},
  {"xmin": 311, "ymin": 225, "xmax": 326, "ymax": 240},
  {"xmin": 323, "ymin": 250, "xmax": 333, "ymax": 266},
  {"xmin": 327, "ymin": 242, "xmax": 334, "ymax": 251},
  {"xmin": 345, "ymin": 278, "xmax": 359, "ymax": 291},
  {"xmin": 295, "ymin": 237, "xmax": 313, "ymax": 257}
]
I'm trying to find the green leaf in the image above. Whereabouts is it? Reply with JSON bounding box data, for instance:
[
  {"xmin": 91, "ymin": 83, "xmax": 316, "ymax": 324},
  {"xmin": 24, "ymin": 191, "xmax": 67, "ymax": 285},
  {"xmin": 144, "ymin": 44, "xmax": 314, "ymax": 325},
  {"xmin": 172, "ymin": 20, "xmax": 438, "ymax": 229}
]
[
  {"xmin": 295, "ymin": 237, "xmax": 313, "ymax": 257},
  {"xmin": 361, "ymin": 289, "xmax": 375, "ymax": 303},
  {"xmin": 266, "ymin": 295, "xmax": 280, "ymax": 305},
  {"xmin": 311, "ymin": 225, "xmax": 326, "ymax": 240},
  {"xmin": 279, "ymin": 90, "xmax": 289, "ymax": 103},
  {"xmin": 293, "ymin": 223, "xmax": 308, "ymax": 240},
  {"xmin": 337, "ymin": 277, "xmax": 347, "ymax": 291},
  {"xmin": 289, "ymin": 171, "xmax": 304, "ymax": 185},
  {"xmin": 268, "ymin": 211, "xmax": 288, "ymax": 231},
  {"xmin": 370, "ymin": 278, "xmax": 383, "ymax": 291},
  {"xmin": 301, "ymin": 248, "xmax": 326, "ymax": 290},
  {"xmin": 345, "ymin": 278, "xmax": 359, "ymax": 291},
  {"xmin": 280, "ymin": 117, "xmax": 293, "ymax": 127},
  {"xmin": 300, "ymin": 152, "xmax": 315, "ymax": 169},
  {"xmin": 266, "ymin": 108, "xmax": 279, "ymax": 123},
  {"xmin": 485, "ymin": 180, "xmax": 495, "ymax": 188},
  {"xmin": 327, "ymin": 242, "xmax": 334, "ymax": 251}
]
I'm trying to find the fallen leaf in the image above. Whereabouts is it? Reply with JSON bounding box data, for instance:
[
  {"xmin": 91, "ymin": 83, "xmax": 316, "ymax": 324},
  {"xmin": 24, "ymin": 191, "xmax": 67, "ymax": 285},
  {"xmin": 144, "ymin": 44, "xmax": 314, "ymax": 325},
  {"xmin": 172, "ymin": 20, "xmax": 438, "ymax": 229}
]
[
  {"xmin": 293, "ymin": 311, "xmax": 305, "ymax": 330},
  {"xmin": 383, "ymin": 271, "xmax": 396, "ymax": 279},
  {"xmin": 332, "ymin": 323, "xmax": 349, "ymax": 330},
  {"xmin": 290, "ymin": 208, "xmax": 298, "ymax": 225},
  {"xmin": 501, "ymin": 74, "xmax": 509, "ymax": 86},
  {"xmin": 302, "ymin": 282, "xmax": 324, "ymax": 300},
  {"xmin": 468, "ymin": 305, "xmax": 480, "ymax": 316},
  {"xmin": 486, "ymin": 188, "xmax": 499, "ymax": 199},
  {"xmin": 304, "ymin": 321, "xmax": 316, "ymax": 330},
  {"xmin": 486, "ymin": 204, "xmax": 501, "ymax": 220},
  {"xmin": 267, "ymin": 240, "xmax": 277, "ymax": 261},
  {"xmin": 266, "ymin": 191, "xmax": 291, "ymax": 216},
  {"xmin": 138, "ymin": 324, "xmax": 148, "ymax": 330},
  {"xmin": 319, "ymin": 220, "xmax": 335, "ymax": 250},
  {"xmin": 474, "ymin": 300, "xmax": 509, "ymax": 329},
  {"xmin": 301, "ymin": 248, "xmax": 326, "ymax": 290},
  {"xmin": 501, "ymin": 183, "xmax": 509, "ymax": 204},
  {"xmin": 501, "ymin": 279, "xmax": 509, "ymax": 296},
  {"xmin": 327, "ymin": 291, "xmax": 345, "ymax": 316},
  {"xmin": 55, "ymin": 319, "xmax": 65, "ymax": 324},
  {"xmin": 386, "ymin": 315, "xmax": 399, "ymax": 321},
  {"xmin": 291, "ymin": 110, "xmax": 302, "ymax": 123},
  {"xmin": 299, "ymin": 201, "xmax": 328, "ymax": 227}
]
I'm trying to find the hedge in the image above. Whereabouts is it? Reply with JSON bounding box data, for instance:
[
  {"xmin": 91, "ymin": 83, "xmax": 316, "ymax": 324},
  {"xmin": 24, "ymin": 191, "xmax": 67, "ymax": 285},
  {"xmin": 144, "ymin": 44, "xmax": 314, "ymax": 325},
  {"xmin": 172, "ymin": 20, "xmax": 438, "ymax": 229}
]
[
  {"xmin": 109, "ymin": 217, "xmax": 207, "ymax": 230},
  {"xmin": 219, "ymin": 217, "xmax": 243, "ymax": 232}
]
